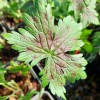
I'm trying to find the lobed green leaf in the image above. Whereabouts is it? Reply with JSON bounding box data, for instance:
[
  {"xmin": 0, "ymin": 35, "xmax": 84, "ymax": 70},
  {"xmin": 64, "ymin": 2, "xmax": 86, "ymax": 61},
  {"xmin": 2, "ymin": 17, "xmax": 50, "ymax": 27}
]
[{"xmin": 3, "ymin": 0, "xmax": 88, "ymax": 99}]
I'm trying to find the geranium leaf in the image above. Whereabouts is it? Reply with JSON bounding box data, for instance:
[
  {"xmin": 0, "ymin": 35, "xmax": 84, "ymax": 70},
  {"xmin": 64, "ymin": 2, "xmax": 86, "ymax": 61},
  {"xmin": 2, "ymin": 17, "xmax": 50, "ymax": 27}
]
[
  {"xmin": 68, "ymin": 0, "xmax": 99, "ymax": 27},
  {"xmin": 68, "ymin": 0, "xmax": 84, "ymax": 20},
  {"xmin": 87, "ymin": 0, "xmax": 96, "ymax": 8},
  {"xmin": 3, "ymin": 0, "xmax": 87, "ymax": 99},
  {"xmin": 52, "ymin": 16, "xmax": 83, "ymax": 52},
  {"xmin": 81, "ymin": 6, "xmax": 99, "ymax": 27}
]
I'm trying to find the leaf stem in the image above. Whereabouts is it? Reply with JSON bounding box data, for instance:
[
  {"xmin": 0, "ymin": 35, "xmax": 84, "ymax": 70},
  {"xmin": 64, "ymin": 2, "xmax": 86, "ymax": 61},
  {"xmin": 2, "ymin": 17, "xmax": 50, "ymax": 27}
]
[{"xmin": 0, "ymin": 83, "xmax": 15, "ymax": 92}]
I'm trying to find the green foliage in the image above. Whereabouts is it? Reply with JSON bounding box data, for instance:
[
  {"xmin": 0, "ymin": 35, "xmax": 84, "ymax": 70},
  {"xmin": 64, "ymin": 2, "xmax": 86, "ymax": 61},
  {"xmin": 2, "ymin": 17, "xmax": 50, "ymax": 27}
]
[
  {"xmin": 0, "ymin": 44, "xmax": 4, "ymax": 49},
  {"xmin": 68, "ymin": 0, "xmax": 99, "ymax": 27},
  {"xmin": 19, "ymin": 90, "xmax": 38, "ymax": 100},
  {"xmin": 81, "ymin": 29, "xmax": 93, "ymax": 40},
  {"xmin": 0, "ymin": 61, "xmax": 3, "ymax": 66},
  {"xmin": 83, "ymin": 40, "xmax": 93, "ymax": 53},
  {"xmin": 0, "ymin": 80, "xmax": 23, "ymax": 100},
  {"xmin": 0, "ymin": 66, "xmax": 23, "ymax": 100},
  {"xmin": 0, "ymin": 62, "xmax": 37, "ymax": 100},
  {"xmin": 0, "ymin": 0, "xmax": 28, "ymax": 18},
  {"xmin": 47, "ymin": 0, "xmax": 70, "ymax": 19},
  {"xmin": 8, "ymin": 61, "xmax": 31, "ymax": 76},
  {"xmin": 0, "ymin": 37, "xmax": 5, "ymax": 49},
  {"xmin": 80, "ymin": 29, "xmax": 93, "ymax": 53},
  {"xmin": 0, "ymin": 0, "xmax": 7, "ymax": 16},
  {"xmin": 0, "ymin": 0, "xmax": 7, "ymax": 9},
  {"xmin": 0, "ymin": 67, "xmax": 6, "ymax": 82},
  {"xmin": 21, "ymin": 0, "xmax": 34, "ymax": 16},
  {"xmin": 92, "ymin": 31, "xmax": 100, "ymax": 53},
  {"xmin": 81, "ymin": 30, "xmax": 100, "ymax": 63},
  {"xmin": 96, "ymin": 0, "xmax": 100, "ymax": 20},
  {"xmin": 3, "ymin": 0, "xmax": 88, "ymax": 99},
  {"xmin": 0, "ymin": 94, "xmax": 8, "ymax": 100}
]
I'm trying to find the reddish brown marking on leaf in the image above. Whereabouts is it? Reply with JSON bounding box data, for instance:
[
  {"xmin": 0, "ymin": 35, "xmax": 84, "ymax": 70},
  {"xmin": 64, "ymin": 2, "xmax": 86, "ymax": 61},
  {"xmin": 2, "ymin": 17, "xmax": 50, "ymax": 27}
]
[
  {"xmin": 38, "ymin": 34, "xmax": 43, "ymax": 47},
  {"xmin": 33, "ymin": 39, "xmax": 42, "ymax": 48},
  {"xmin": 20, "ymin": 35, "xmax": 26, "ymax": 41},
  {"xmin": 49, "ymin": 74, "xmax": 54, "ymax": 80},
  {"xmin": 33, "ymin": 17, "xmax": 38, "ymax": 23},
  {"xmin": 33, "ymin": 55, "xmax": 37, "ymax": 59},
  {"xmin": 46, "ymin": 30, "xmax": 53, "ymax": 48},
  {"xmin": 27, "ymin": 47, "xmax": 33, "ymax": 51},
  {"xmin": 61, "ymin": 69, "xmax": 64, "ymax": 74},
  {"xmin": 48, "ymin": 30, "xmax": 53, "ymax": 40},
  {"xmin": 55, "ymin": 61, "xmax": 66, "ymax": 68},
  {"xmin": 56, "ymin": 53, "xmax": 64, "ymax": 56},
  {"xmin": 77, "ymin": 65, "xmax": 81, "ymax": 68},
  {"xmin": 44, "ymin": 13, "xmax": 48, "ymax": 20},
  {"xmin": 72, "ymin": 71, "xmax": 76, "ymax": 76},
  {"xmin": 55, "ymin": 64, "xmax": 64, "ymax": 74},
  {"xmin": 59, "ymin": 46, "xmax": 66, "ymax": 54},
  {"xmin": 60, "ymin": 62, "xmax": 66, "ymax": 68},
  {"xmin": 66, "ymin": 25, "xmax": 70, "ymax": 34},
  {"xmin": 33, "ymin": 38, "xmax": 40, "ymax": 43},
  {"xmin": 21, "ymin": 35, "xmax": 31, "ymax": 43},
  {"xmin": 46, "ymin": 70, "xmax": 48, "ymax": 74}
]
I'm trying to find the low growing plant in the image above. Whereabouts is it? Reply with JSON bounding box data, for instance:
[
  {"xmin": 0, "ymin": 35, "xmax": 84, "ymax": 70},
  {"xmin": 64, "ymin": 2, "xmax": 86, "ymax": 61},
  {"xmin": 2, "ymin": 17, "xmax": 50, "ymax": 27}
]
[
  {"xmin": 3, "ymin": 0, "xmax": 99, "ymax": 99},
  {"xmin": 0, "ymin": 66, "xmax": 24, "ymax": 100},
  {"xmin": 8, "ymin": 61, "xmax": 31, "ymax": 76},
  {"xmin": 0, "ymin": 0, "xmax": 28, "ymax": 19},
  {"xmin": 0, "ymin": 62, "xmax": 38, "ymax": 100},
  {"xmin": 68, "ymin": 0, "xmax": 99, "ymax": 27}
]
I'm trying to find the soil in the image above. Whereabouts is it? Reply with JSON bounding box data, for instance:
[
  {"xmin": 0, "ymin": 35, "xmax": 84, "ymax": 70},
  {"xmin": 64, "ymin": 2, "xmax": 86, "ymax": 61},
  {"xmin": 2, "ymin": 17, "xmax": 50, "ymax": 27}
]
[{"xmin": 0, "ymin": 46, "xmax": 18, "ymax": 64}]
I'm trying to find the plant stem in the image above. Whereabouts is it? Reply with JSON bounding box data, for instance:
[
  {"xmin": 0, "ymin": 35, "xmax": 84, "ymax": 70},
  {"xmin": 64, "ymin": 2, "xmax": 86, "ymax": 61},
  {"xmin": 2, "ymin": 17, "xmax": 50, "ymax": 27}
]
[
  {"xmin": 26, "ymin": 63, "xmax": 41, "ymax": 83},
  {"xmin": 38, "ymin": 88, "xmax": 44, "ymax": 100},
  {"xmin": 0, "ymin": 83, "xmax": 15, "ymax": 92}
]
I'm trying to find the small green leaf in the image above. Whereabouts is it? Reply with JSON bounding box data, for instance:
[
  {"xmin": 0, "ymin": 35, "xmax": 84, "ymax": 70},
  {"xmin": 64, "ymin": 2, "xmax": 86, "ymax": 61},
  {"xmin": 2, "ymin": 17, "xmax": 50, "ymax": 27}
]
[
  {"xmin": 8, "ymin": 62, "xmax": 31, "ymax": 76},
  {"xmin": 19, "ymin": 90, "xmax": 38, "ymax": 100},
  {"xmin": 2, "ymin": 33, "xmax": 11, "ymax": 39},
  {"xmin": 83, "ymin": 40, "xmax": 93, "ymax": 53},
  {"xmin": 81, "ymin": 29, "xmax": 93, "ymax": 40},
  {"xmin": 0, "ymin": 96, "xmax": 6, "ymax": 100},
  {"xmin": 80, "ymin": 71, "xmax": 87, "ymax": 79},
  {"xmin": 0, "ymin": 67, "xmax": 6, "ymax": 82}
]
